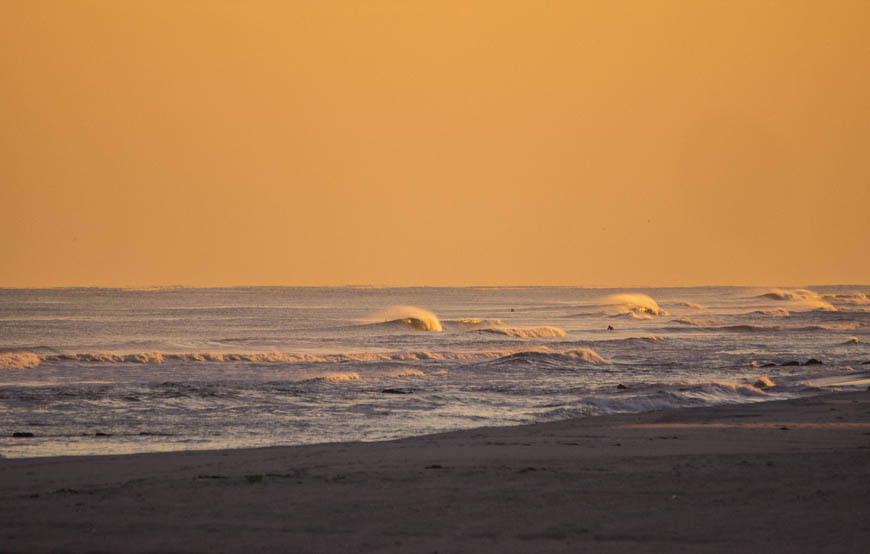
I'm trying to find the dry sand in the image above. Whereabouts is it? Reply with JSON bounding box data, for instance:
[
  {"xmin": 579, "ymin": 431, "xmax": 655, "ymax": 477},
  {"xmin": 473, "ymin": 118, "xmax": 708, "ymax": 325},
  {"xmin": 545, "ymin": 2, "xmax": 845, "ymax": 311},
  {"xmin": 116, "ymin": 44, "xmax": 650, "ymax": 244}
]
[{"xmin": 2, "ymin": 391, "xmax": 870, "ymax": 553}]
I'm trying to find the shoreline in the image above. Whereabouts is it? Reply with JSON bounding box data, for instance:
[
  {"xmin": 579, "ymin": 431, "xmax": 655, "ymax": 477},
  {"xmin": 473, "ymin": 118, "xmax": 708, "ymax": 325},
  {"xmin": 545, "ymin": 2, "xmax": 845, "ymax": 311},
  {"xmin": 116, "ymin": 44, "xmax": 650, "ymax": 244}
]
[{"xmin": 2, "ymin": 390, "xmax": 870, "ymax": 552}]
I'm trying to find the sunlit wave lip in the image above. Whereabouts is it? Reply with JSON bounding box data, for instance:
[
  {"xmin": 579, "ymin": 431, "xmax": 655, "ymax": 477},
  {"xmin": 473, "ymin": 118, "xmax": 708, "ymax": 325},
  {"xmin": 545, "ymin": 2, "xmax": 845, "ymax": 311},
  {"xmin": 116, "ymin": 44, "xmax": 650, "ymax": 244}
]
[
  {"xmin": 601, "ymin": 293, "xmax": 667, "ymax": 318},
  {"xmin": 383, "ymin": 368, "xmax": 425, "ymax": 378},
  {"xmin": 0, "ymin": 351, "xmax": 42, "ymax": 370},
  {"xmin": 361, "ymin": 305, "xmax": 442, "ymax": 332}
]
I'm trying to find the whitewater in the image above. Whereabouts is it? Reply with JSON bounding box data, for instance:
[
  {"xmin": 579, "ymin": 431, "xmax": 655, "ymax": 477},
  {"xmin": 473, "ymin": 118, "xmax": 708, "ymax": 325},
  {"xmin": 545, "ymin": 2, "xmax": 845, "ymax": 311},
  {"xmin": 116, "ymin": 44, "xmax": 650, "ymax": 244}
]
[{"xmin": 2, "ymin": 286, "xmax": 869, "ymax": 458}]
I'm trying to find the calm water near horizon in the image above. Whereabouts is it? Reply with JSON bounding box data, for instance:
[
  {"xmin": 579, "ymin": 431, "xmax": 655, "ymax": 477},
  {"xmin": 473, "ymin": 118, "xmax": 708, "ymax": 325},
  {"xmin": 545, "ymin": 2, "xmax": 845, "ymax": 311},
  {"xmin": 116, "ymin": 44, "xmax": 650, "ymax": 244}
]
[{"xmin": 2, "ymin": 286, "xmax": 869, "ymax": 458}]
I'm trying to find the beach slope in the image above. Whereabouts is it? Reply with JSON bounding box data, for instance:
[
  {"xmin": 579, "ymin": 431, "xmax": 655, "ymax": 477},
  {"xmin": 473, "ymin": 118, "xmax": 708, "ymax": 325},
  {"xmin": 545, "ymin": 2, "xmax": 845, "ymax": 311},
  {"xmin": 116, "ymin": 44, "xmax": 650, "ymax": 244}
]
[{"xmin": 2, "ymin": 391, "xmax": 870, "ymax": 553}]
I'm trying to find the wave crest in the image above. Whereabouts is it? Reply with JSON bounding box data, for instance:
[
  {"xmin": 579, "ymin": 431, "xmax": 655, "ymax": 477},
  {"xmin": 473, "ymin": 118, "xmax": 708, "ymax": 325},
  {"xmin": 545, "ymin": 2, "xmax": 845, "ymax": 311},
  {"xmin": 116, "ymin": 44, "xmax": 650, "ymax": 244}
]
[
  {"xmin": 669, "ymin": 317, "xmax": 725, "ymax": 327},
  {"xmin": 821, "ymin": 292, "xmax": 870, "ymax": 305},
  {"xmin": 492, "ymin": 348, "xmax": 610, "ymax": 366},
  {"xmin": 477, "ymin": 326, "xmax": 567, "ymax": 338},
  {"xmin": 753, "ymin": 308, "xmax": 791, "ymax": 317},
  {"xmin": 669, "ymin": 300, "xmax": 705, "ymax": 310},
  {"xmin": 385, "ymin": 368, "xmax": 425, "ymax": 378},
  {"xmin": 366, "ymin": 305, "xmax": 442, "ymax": 332},
  {"xmin": 318, "ymin": 372, "xmax": 361, "ymax": 383},
  {"xmin": 32, "ymin": 347, "xmax": 597, "ymax": 366},
  {"xmin": 758, "ymin": 289, "xmax": 836, "ymax": 311},
  {"xmin": 603, "ymin": 293, "xmax": 667, "ymax": 318},
  {"xmin": 0, "ymin": 351, "xmax": 42, "ymax": 370}
]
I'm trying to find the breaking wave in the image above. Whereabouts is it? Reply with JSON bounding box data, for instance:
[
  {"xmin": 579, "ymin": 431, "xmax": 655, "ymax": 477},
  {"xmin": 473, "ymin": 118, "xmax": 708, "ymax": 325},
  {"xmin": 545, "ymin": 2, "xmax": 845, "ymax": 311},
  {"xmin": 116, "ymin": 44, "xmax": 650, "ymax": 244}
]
[
  {"xmin": 385, "ymin": 368, "xmax": 425, "ymax": 378},
  {"xmin": 603, "ymin": 293, "xmax": 667, "ymax": 318},
  {"xmin": 477, "ymin": 326, "xmax": 567, "ymax": 338},
  {"xmin": 364, "ymin": 305, "xmax": 443, "ymax": 332},
  {"xmin": 821, "ymin": 292, "xmax": 870, "ymax": 305},
  {"xmin": 21, "ymin": 346, "xmax": 607, "ymax": 367},
  {"xmin": 317, "ymin": 372, "xmax": 360, "ymax": 383},
  {"xmin": 0, "ymin": 351, "xmax": 42, "ymax": 370},
  {"xmin": 757, "ymin": 289, "xmax": 836, "ymax": 311}
]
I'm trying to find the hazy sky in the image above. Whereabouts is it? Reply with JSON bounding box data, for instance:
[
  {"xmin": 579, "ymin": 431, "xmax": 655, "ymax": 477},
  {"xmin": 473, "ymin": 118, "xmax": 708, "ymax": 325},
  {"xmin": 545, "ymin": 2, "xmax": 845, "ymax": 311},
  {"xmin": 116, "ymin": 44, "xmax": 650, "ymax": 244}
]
[{"xmin": 2, "ymin": 1, "xmax": 868, "ymax": 287}]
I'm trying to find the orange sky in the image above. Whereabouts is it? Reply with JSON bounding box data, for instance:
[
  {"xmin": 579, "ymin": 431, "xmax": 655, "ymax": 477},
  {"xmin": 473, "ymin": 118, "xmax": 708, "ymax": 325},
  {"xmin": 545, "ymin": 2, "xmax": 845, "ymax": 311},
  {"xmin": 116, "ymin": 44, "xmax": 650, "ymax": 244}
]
[{"xmin": 2, "ymin": 1, "xmax": 868, "ymax": 287}]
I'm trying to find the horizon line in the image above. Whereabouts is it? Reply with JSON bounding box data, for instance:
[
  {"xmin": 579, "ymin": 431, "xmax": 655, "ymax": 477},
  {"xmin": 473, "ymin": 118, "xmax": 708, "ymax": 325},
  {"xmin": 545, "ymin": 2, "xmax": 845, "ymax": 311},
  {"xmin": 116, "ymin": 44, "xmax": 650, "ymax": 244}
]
[{"xmin": 1, "ymin": 283, "xmax": 868, "ymax": 291}]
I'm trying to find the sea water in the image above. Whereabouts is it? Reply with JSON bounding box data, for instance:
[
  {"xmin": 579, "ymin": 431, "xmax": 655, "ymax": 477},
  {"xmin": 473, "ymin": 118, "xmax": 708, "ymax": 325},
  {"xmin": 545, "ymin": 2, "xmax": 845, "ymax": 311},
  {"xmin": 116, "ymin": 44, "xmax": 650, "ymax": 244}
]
[{"xmin": 1, "ymin": 286, "xmax": 869, "ymax": 458}]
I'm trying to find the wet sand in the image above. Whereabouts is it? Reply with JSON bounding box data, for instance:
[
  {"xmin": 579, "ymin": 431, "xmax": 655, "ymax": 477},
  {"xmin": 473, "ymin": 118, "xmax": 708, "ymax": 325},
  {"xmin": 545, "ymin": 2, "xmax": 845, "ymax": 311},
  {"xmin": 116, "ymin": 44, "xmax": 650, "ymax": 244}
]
[{"xmin": 2, "ymin": 391, "xmax": 870, "ymax": 553}]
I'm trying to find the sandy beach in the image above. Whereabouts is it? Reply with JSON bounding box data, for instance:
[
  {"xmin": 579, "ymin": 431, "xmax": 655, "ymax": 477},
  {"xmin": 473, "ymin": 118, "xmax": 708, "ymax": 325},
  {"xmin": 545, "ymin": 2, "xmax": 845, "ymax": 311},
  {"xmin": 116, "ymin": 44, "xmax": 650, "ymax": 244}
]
[{"xmin": 2, "ymin": 391, "xmax": 869, "ymax": 553}]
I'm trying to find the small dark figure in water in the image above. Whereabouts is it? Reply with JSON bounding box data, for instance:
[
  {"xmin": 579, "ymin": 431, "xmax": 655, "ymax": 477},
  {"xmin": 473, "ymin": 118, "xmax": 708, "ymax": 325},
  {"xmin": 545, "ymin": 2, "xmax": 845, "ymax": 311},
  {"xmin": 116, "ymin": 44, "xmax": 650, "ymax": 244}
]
[
  {"xmin": 510, "ymin": 308, "xmax": 515, "ymax": 312},
  {"xmin": 607, "ymin": 325, "xmax": 614, "ymax": 331}
]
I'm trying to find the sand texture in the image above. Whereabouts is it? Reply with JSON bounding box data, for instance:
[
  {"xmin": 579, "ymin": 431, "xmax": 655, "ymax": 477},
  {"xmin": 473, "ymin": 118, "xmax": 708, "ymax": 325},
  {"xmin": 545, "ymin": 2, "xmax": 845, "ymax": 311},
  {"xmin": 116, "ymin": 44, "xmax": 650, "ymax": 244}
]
[{"xmin": 2, "ymin": 391, "xmax": 870, "ymax": 553}]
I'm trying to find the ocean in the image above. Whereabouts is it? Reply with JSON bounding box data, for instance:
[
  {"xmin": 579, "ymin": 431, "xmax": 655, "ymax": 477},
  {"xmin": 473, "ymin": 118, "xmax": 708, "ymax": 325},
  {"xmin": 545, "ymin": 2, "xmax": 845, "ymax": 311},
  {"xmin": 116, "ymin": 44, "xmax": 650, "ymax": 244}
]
[{"xmin": 1, "ymin": 286, "xmax": 868, "ymax": 458}]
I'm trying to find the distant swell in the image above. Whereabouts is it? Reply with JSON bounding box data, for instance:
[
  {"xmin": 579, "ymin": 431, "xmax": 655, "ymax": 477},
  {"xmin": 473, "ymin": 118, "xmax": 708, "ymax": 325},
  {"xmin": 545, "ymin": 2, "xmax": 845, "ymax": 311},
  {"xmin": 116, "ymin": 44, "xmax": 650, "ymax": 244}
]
[
  {"xmin": 447, "ymin": 318, "xmax": 505, "ymax": 327},
  {"xmin": 667, "ymin": 322, "xmax": 861, "ymax": 333},
  {"xmin": 752, "ymin": 308, "xmax": 791, "ymax": 317},
  {"xmin": 490, "ymin": 348, "xmax": 610, "ymax": 366},
  {"xmin": 669, "ymin": 317, "xmax": 725, "ymax": 327},
  {"xmin": 669, "ymin": 300, "xmax": 706, "ymax": 310}
]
